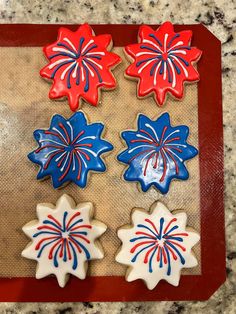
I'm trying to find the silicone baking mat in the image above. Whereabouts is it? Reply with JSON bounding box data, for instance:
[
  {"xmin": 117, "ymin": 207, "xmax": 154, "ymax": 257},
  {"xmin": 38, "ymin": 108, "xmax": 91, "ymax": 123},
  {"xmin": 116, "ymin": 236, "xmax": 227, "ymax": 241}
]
[{"xmin": 0, "ymin": 24, "xmax": 225, "ymax": 301}]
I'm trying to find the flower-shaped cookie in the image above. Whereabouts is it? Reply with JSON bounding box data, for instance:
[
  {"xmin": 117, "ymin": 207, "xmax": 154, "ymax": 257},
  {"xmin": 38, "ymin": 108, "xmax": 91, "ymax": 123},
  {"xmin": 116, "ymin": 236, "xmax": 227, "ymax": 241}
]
[
  {"xmin": 40, "ymin": 23, "xmax": 121, "ymax": 111},
  {"xmin": 117, "ymin": 113, "xmax": 198, "ymax": 194},
  {"xmin": 116, "ymin": 202, "xmax": 200, "ymax": 290},
  {"xmin": 28, "ymin": 111, "xmax": 113, "ymax": 189},
  {"xmin": 125, "ymin": 21, "xmax": 202, "ymax": 105},
  {"xmin": 22, "ymin": 194, "xmax": 107, "ymax": 287}
]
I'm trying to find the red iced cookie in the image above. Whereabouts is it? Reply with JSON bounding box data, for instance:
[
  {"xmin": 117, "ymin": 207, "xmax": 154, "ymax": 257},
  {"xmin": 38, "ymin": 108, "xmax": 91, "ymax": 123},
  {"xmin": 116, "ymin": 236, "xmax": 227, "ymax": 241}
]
[
  {"xmin": 40, "ymin": 24, "xmax": 121, "ymax": 111},
  {"xmin": 124, "ymin": 21, "xmax": 202, "ymax": 105}
]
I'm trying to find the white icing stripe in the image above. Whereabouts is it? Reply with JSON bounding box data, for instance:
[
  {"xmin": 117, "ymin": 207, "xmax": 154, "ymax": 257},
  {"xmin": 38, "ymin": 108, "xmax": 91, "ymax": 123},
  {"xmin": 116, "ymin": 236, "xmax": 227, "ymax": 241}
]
[
  {"xmin": 52, "ymin": 47, "xmax": 77, "ymax": 57},
  {"xmin": 39, "ymin": 139, "xmax": 67, "ymax": 148},
  {"xmin": 153, "ymin": 61, "xmax": 162, "ymax": 85},
  {"xmin": 163, "ymin": 130, "xmax": 180, "ymax": 143},
  {"xmin": 164, "ymin": 33, "xmax": 168, "ymax": 52},
  {"xmin": 61, "ymin": 62, "xmax": 76, "ymax": 80},
  {"xmin": 145, "ymin": 123, "xmax": 160, "ymax": 142},
  {"xmin": 136, "ymin": 52, "xmax": 161, "ymax": 57},
  {"xmin": 128, "ymin": 144, "xmax": 154, "ymax": 154},
  {"xmin": 81, "ymin": 39, "xmax": 94, "ymax": 54},
  {"xmin": 52, "ymin": 127, "xmax": 68, "ymax": 144},
  {"xmin": 44, "ymin": 149, "xmax": 62, "ymax": 158},
  {"xmin": 55, "ymin": 151, "xmax": 67, "ymax": 162},
  {"xmin": 86, "ymin": 52, "xmax": 105, "ymax": 56},
  {"xmin": 140, "ymin": 150, "xmax": 155, "ymax": 165},
  {"xmin": 136, "ymin": 134, "xmax": 154, "ymax": 142},
  {"xmin": 170, "ymin": 55, "xmax": 188, "ymax": 77},
  {"xmin": 166, "ymin": 147, "xmax": 183, "ymax": 162},
  {"xmin": 138, "ymin": 58, "xmax": 156, "ymax": 74},
  {"xmin": 76, "ymin": 151, "xmax": 88, "ymax": 168},
  {"xmin": 86, "ymin": 57, "xmax": 103, "ymax": 69},
  {"xmin": 167, "ymin": 59, "xmax": 176, "ymax": 88},
  {"xmin": 169, "ymin": 50, "xmax": 187, "ymax": 55},
  {"xmin": 81, "ymin": 66, "xmax": 85, "ymax": 81},
  {"xmin": 63, "ymin": 37, "xmax": 77, "ymax": 52},
  {"xmin": 60, "ymin": 152, "xmax": 70, "ymax": 171},
  {"xmin": 66, "ymin": 121, "xmax": 73, "ymax": 141},
  {"xmin": 167, "ymin": 41, "xmax": 184, "ymax": 52},
  {"xmin": 72, "ymin": 63, "xmax": 78, "ymax": 78},
  {"xmin": 76, "ymin": 136, "xmax": 96, "ymax": 144},
  {"xmin": 165, "ymin": 143, "xmax": 187, "ymax": 148},
  {"xmin": 77, "ymin": 147, "xmax": 97, "ymax": 157},
  {"xmin": 162, "ymin": 148, "xmax": 172, "ymax": 166},
  {"xmin": 72, "ymin": 152, "xmax": 76, "ymax": 171},
  {"xmin": 163, "ymin": 62, "xmax": 167, "ymax": 80},
  {"xmin": 48, "ymin": 57, "xmax": 73, "ymax": 69},
  {"xmin": 143, "ymin": 39, "xmax": 164, "ymax": 53},
  {"xmin": 82, "ymin": 60, "xmax": 94, "ymax": 77}
]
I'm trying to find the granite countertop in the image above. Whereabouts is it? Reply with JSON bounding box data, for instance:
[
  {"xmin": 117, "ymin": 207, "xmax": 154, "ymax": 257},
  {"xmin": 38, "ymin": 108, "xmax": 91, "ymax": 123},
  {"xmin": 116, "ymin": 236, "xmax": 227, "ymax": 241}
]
[{"xmin": 0, "ymin": 0, "xmax": 235, "ymax": 313}]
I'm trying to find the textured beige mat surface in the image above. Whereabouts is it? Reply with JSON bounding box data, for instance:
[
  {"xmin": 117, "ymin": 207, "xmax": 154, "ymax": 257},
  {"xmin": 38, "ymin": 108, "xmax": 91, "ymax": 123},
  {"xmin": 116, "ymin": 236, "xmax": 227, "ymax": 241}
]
[{"xmin": 0, "ymin": 47, "xmax": 200, "ymax": 277}]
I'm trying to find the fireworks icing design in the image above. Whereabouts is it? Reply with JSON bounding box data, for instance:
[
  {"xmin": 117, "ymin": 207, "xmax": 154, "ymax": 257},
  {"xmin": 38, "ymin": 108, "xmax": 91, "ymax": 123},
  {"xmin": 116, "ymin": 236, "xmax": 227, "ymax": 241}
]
[
  {"xmin": 117, "ymin": 112, "xmax": 198, "ymax": 194},
  {"xmin": 22, "ymin": 194, "xmax": 107, "ymax": 287},
  {"xmin": 28, "ymin": 111, "xmax": 113, "ymax": 189},
  {"xmin": 33, "ymin": 209, "xmax": 91, "ymax": 270},
  {"xmin": 130, "ymin": 215, "xmax": 187, "ymax": 275},
  {"xmin": 40, "ymin": 23, "xmax": 121, "ymax": 111},
  {"xmin": 125, "ymin": 21, "xmax": 202, "ymax": 105},
  {"xmin": 116, "ymin": 202, "xmax": 200, "ymax": 290}
]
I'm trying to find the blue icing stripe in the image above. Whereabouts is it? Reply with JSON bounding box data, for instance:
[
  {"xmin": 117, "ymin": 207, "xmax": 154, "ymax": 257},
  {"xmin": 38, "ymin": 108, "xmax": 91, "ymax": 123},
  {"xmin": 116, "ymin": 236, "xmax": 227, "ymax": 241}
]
[
  {"xmin": 53, "ymin": 244, "xmax": 62, "ymax": 267},
  {"xmin": 69, "ymin": 241, "xmax": 78, "ymax": 270},
  {"xmin": 167, "ymin": 34, "xmax": 180, "ymax": 49},
  {"xmin": 47, "ymin": 36, "xmax": 104, "ymax": 94},
  {"xmin": 78, "ymin": 37, "xmax": 85, "ymax": 55},
  {"xmin": 149, "ymin": 33, "xmax": 163, "ymax": 47}
]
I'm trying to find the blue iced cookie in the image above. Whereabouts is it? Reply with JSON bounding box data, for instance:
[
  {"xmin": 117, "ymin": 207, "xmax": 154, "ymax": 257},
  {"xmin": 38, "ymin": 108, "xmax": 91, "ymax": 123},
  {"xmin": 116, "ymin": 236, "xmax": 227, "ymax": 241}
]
[
  {"xmin": 28, "ymin": 111, "xmax": 113, "ymax": 188},
  {"xmin": 117, "ymin": 113, "xmax": 198, "ymax": 194}
]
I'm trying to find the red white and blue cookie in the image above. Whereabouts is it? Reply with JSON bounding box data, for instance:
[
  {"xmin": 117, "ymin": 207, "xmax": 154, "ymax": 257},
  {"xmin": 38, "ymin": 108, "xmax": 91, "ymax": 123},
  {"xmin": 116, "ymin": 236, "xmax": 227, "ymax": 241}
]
[
  {"xmin": 116, "ymin": 201, "xmax": 200, "ymax": 290},
  {"xmin": 124, "ymin": 21, "xmax": 202, "ymax": 105},
  {"xmin": 28, "ymin": 111, "xmax": 113, "ymax": 189},
  {"xmin": 117, "ymin": 112, "xmax": 198, "ymax": 194},
  {"xmin": 22, "ymin": 194, "xmax": 107, "ymax": 287},
  {"xmin": 40, "ymin": 23, "xmax": 121, "ymax": 111}
]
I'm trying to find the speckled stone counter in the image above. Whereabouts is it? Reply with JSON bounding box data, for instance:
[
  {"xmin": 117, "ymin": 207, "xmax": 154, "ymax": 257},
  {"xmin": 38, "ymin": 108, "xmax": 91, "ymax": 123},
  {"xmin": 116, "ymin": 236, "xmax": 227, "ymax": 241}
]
[{"xmin": 0, "ymin": 0, "xmax": 235, "ymax": 313}]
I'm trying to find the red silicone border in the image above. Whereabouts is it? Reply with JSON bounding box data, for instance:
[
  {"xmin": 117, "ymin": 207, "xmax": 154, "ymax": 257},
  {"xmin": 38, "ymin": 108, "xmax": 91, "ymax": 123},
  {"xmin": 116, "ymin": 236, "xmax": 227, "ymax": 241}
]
[{"xmin": 0, "ymin": 24, "xmax": 225, "ymax": 301}]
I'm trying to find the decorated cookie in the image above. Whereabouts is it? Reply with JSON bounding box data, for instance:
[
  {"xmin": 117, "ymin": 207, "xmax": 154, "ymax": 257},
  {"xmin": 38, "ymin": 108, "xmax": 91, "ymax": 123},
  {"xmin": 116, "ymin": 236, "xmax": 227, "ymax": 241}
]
[
  {"xmin": 22, "ymin": 194, "xmax": 107, "ymax": 287},
  {"xmin": 28, "ymin": 111, "xmax": 113, "ymax": 189},
  {"xmin": 117, "ymin": 112, "xmax": 198, "ymax": 194},
  {"xmin": 116, "ymin": 202, "xmax": 200, "ymax": 290},
  {"xmin": 124, "ymin": 21, "xmax": 202, "ymax": 105},
  {"xmin": 40, "ymin": 23, "xmax": 121, "ymax": 111}
]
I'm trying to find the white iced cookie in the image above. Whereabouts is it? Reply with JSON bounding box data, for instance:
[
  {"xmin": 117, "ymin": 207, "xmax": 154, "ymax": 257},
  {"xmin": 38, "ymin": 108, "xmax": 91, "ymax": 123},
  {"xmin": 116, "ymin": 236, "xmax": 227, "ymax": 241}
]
[
  {"xmin": 22, "ymin": 194, "xmax": 107, "ymax": 287},
  {"xmin": 116, "ymin": 202, "xmax": 200, "ymax": 290}
]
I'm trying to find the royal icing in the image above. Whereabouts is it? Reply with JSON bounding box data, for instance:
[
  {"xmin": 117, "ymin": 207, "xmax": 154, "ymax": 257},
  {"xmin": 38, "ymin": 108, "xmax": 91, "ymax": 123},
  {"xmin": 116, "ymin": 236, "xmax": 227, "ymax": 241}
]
[
  {"xmin": 22, "ymin": 194, "xmax": 107, "ymax": 287},
  {"xmin": 125, "ymin": 21, "xmax": 202, "ymax": 105},
  {"xmin": 40, "ymin": 23, "xmax": 121, "ymax": 111},
  {"xmin": 117, "ymin": 113, "xmax": 198, "ymax": 194},
  {"xmin": 116, "ymin": 202, "xmax": 200, "ymax": 290},
  {"xmin": 28, "ymin": 111, "xmax": 113, "ymax": 189}
]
